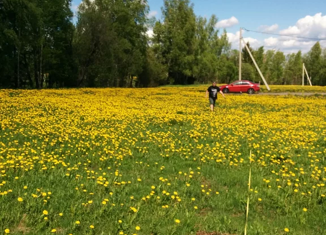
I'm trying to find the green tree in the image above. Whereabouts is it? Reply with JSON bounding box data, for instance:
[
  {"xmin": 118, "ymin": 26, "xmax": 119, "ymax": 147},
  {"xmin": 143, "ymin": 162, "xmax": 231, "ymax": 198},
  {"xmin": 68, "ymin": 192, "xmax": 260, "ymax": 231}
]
[
  {"xmin": 193, "ymin": 15, "xmax": 220, "ymax": 83},
  {"xmin": 262, "ymin": 50, "xmax": 275, "ymax": 84},
  {"xmin": 75, "ymin": 0, "xmax": 148, "ymax": 87},
  {"xmin": 242, "ymin": 42, "xmax": 254, "ymax": 64},
  {"xmin": 138, "ymin": 47, "xmax": 168, "ymax": 87},
  {"xmin": 152, "ymin": 0, "xmax": 196, "ymax": 84},
  {"xmin": 291, "ymin": 51, "xmax": 303, "ymax": 85},
  {"xmin": 0, "ymin": 0, "xmax": 75, "ymax": 88},
  {"xmin": 254, "ymin": 46, "xmax": 264, "ymax": 68},
  {"xmin": 319, "ymin": 49, "xmax": 326, "ymax": 85},
  {"xmin": 270, "ymin": 51, "xmax": 285, "ymax": 84},
  {"xmin": 283, "ymin": 53, "xmax": 295, "ymax": 85},
  {"xmin": 305, "ymin": 42, "xmax": 322, "ymax": 85},
  {"xmin": 241, "ymin": 42, "xmax": 255, "ymax": 81},
  {"xmin": 241, "ymin": 63, "xmax": 255, "ymax": 81},
  {"xmin": 217, "ymin": 54, "xmax": 237, "ymax": 83}
]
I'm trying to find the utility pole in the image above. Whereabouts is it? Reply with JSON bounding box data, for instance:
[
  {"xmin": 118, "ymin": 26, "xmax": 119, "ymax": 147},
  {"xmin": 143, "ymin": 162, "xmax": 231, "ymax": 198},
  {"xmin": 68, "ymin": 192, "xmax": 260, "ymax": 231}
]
[
  {"xmin": 303, "ymin": 63, "xmax": 312, "ymax": 86},
  {"xmin": 239, "ymin": 28, "xmax": 242, "ymax": 80},
  {"xmin": 302, "ymin": 63, "xmax": 304, "ymax": 86},
  {"xmin": 242, "ymin": 39, "xmax": 270, "ymax": 91}
]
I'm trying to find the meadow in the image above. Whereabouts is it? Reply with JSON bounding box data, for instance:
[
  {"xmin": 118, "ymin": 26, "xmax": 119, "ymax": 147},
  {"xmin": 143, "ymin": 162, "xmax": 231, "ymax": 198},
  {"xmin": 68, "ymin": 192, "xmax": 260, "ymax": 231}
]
[{"xmin": 0, "ymin": 87, "xmax": 326, "ymax": 235}]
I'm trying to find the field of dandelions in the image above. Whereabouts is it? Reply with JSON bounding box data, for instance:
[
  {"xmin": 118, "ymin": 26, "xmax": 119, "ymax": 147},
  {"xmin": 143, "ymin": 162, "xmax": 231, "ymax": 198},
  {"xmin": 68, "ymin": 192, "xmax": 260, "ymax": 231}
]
[{"xmin": 0, "ymin": 86, "xmax": 326, "ymax": 235}]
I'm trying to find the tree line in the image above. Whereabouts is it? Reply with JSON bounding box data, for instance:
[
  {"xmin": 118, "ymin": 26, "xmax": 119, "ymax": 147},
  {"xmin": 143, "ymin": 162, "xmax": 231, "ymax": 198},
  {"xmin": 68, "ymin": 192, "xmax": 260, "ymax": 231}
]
[{"xmin": 0, "ymin": 0, "xmax": 325, "ymax": 88}]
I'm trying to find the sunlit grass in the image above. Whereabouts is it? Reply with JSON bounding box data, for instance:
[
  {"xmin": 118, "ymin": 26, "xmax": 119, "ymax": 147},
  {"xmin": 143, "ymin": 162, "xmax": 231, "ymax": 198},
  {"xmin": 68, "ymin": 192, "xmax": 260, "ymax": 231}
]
[{"xmin": 0, "ymin": 87, "xmax": 325, "ymax": 234}]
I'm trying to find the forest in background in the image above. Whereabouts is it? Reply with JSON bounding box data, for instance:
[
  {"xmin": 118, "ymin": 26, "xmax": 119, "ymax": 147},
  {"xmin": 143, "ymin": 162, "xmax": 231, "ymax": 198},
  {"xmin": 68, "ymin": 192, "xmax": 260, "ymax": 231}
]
[{"xmin": 1, "ymin": 0, "xmax": 326, "ymax": 88}]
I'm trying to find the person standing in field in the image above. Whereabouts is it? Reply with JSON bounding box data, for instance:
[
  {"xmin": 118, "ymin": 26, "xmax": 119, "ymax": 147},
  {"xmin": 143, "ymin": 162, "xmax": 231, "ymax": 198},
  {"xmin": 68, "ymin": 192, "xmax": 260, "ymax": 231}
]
[{"xmin": 206, "ymin": 82, "xmax": 225, "ymax": 111}]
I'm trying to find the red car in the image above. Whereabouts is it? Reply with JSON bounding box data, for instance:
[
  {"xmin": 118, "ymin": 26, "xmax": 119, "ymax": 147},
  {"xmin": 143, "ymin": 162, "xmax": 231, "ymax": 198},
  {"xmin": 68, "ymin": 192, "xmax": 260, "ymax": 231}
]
[{"xmin": 219, "ymin": 80, "xmax": 260, "ymax": 94}]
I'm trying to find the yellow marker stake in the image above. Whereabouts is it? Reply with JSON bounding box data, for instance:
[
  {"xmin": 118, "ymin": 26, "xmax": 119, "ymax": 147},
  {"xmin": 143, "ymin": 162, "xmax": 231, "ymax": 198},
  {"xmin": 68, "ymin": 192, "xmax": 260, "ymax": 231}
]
[{"xmin": 244, "ymin": 150, "xmax": 252, "ymax": 235}]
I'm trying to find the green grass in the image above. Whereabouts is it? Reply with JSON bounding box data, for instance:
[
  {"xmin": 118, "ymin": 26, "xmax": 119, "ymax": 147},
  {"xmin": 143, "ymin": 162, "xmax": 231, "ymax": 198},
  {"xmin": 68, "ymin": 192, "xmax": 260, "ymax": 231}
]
[{"xmin": 0, "ymin": 88, "xmax": 325, "ymax": 235}]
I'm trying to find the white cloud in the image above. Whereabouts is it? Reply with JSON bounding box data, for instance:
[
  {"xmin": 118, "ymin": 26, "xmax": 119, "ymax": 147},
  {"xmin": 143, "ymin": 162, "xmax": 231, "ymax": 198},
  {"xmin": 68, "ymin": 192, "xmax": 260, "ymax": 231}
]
[
  {"xmin": 258, "ymin": 24, "xmax": 279, "ymax": 32},
  {"xmin": 226, "ymin": 13, "xmax": 326, "ymax": 54},
  {"xmin": 147, "ymin": 11, "xmax": 158, "ymax": 18},
  {"xmin": 280, "ymin": 26, "xmax": 300, "ymax": 35},
  {"xmin": 215, "ymin": 16, "xmax": 239, "ymax": 28},
  {"xmin": 146, "ymin": 29, "xmax": 154, "ymax": 38},
  {"xmin": 262, "ymin": 13, "xmax": 326, "ymax": 53},
  {"xmin": 264, "ymin": 37, "xmax": 278, "ymax": 47},
  {"xmin": 283, "ymin": 39, "xmax": 296, "ymax": 47},
  {"xmin": 243, "ymin": 37, "xmax": 260, "ymax": 48},
  {"xmin": 280, "ymin": 13, "xmax": 326, "ymax": 39},
  {"xmin": 227, "ymin": 31, "xmax": 261, "ymax": 49},
  {"xmin": 262, "ymin": 36, "xmax": 322, "ymax": 54},
  {"xmin": 226, "ymin": 31, "xmax": 240, "ymax": 44}
]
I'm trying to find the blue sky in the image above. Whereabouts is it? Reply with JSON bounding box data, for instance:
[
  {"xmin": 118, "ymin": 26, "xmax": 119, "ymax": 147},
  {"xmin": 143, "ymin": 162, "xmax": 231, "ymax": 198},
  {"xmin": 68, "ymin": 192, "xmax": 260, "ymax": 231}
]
[
  {"xmin": 71, "ymin": 0, "xmax": 326, "ymax": 53},
  {"xmin": 149, "ymin": 0, "xmax": 324, "ymax": 29}
]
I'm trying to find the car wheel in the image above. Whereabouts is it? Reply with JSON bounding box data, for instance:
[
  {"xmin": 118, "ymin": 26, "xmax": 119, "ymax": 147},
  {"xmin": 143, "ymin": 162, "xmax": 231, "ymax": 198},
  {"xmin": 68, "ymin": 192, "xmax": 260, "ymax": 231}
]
[
  {"xmin": 248, "ymin": 88, "xmax": 255, "ymax": 94},
  {"xmin": 223, "ymin": 88, "xmax": 229, "ymax": 93}
]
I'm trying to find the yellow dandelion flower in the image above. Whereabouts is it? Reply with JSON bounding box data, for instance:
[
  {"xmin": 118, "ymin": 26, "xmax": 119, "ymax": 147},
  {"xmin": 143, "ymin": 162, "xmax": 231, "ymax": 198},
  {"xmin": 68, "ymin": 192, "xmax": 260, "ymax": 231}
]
[{"xmin": 130, "ymin": 207, "xmax": 137, "ymax": 213}]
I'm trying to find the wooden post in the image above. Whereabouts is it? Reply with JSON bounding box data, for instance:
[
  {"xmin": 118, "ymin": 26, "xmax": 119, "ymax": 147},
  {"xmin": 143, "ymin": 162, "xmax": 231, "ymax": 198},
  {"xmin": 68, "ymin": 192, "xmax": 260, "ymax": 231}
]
[
  {"xmin": 242, "ymin": 39, "xmax": 270, "ymax": 91},
  {"xmin": 303, "ymin": 64, "xmax": 312, "ymax": 86},
  {"xmin": 302, "ymin": 63, "xmax": 305, "ymax": 86},
  {"xmin": 239, "ymin": 28, "xmax": 242, "ymax": 81}
]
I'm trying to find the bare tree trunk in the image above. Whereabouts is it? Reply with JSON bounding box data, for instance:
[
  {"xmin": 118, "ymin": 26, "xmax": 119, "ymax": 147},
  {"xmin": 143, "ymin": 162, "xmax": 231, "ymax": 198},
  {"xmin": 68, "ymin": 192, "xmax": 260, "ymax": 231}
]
[
  {"xmin": 17, "ymin": 27, "xmax": 20, "ymax": 88},
  {"xmin": 17, "ymin": 49, "xmax": 20, "ymax": 88},
  {"xmin": 39, "ymin": 43, "xmax": 43, "ymax": 88},
  {"xmin": 78, "ymin": 67, "xmax": 87, "ymax": 87},
  {"xmin": 34, "ymin": 52, "xmax": 39, "ymax": 89},
  {"xmin": 129, "ymin": 75, "xmax": 133, "ymax": 88}
]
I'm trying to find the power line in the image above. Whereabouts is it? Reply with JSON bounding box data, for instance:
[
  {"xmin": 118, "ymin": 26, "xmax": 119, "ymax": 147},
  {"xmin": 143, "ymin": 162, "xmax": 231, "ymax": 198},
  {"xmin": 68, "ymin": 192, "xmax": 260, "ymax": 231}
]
[{"xmin": 243, "ymin": 28, "xmax": 326, "ymax": 41}]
